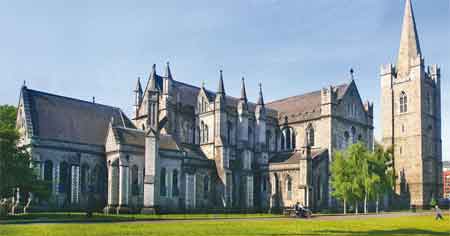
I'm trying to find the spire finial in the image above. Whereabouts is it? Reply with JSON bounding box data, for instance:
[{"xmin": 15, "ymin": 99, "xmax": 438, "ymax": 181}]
[
  {"xmin": 240, "ymin": 76, "xmax": 247, "ymax": 102},
  {"xmin": 397, "ymin": 0, "xmax": 422, "ymax": 74},
  {"xmin": 217, "ymin": 69, "xmax": 225, "ymax": 95},
  {"xmin": 164, "ymin": 61, "xmax": 172, "ymax": 79},
  {"xmin": 350, "ymin": 68, "xmax": 355, "ymax": 80},
  {"xmin": 257, "ymin": 82, "xmax": 264, "ymax": 106},
  {"xmin": 22, "ymin": 80, "xmax": 27, "ymax": 88},
  {"xmin": 149, "ymin": 64, "xmax": 157, "ymax": 91}
]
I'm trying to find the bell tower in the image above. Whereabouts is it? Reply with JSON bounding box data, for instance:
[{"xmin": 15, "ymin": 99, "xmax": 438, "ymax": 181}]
[{"xmin": 381, "ymin": 0, "xmax": 442, "ymax": 208}]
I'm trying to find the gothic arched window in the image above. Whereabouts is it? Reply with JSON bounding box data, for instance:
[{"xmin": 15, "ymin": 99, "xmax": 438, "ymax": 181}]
[
  {"xmin": 426, "ymin": 92, "xmax": 433, "ymax": 114},
  {"xmin": 131, "ymin": 165, "xmax": 139, "ymax": 196},
  {"xmin": 91, "ymin": 164, "xmax": 105, "ymax": 193},
  {"xmin": 285, "ymin": 128, "xmax": 291, "ymax": 149},
  {"xmin": 203, "ymin": 175, "xmax": 209, "ymax": 199},
  {"xmin": 248, "ymin": 127, "xmax": 253, "ymax": 146},
  {"xmin": 286, "ymin": 176, "xmax": 292, "ymax": 200},
  {"xmin": 201, "ymin": 121, "xmax": 205, "ymax": 143},
  {"xmin": 291, "ymin": 129, "xmax": 296, "ymax": 149},
  {"xmin": 227, "ymin": 121, "xmax": 233, "ymax": 145},
  {"xmin": 344, "ymin": 131, "xmax": 350, "ymax": 148},
  {"xmin": 59, "ymin": 162, "xmax": 70, "ymax": 195},
  {"xmin": 306, "ymin": 124, "xmax": 315, "ymax": 147},
  {"xmin": 400, "ymin": 91, "xmax": 408, "ymax": 113},
  {"xmin": 351, "ymin": 127, "xmax": 356, "ymax": 144},
  {"xmin": 44, "ymin": 160, "xmax": 53, "ymax": 182},
  {"xmin": 172, "ymin": 169, "xmax": 179, "ymax": 197},
  {"xmin": 160, "ymin": 168, "xmax": 166, "ymax": 196},
  {"xmin": 205, "ymin": 125, "xmax": 209, "ymax": 142},
  {"xmin": 280, "ymin": 131, "xmax": 285, "ymax": 150},
  {"xmin": 81, "ymin": 164, "xmax": 89, "ymax": 193},
  {"xmin": 266, "ymin": 130, "xmax": 272, "ymax": 151}
]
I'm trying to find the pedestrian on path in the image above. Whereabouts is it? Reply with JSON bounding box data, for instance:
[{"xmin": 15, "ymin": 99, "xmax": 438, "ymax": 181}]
[{"xmin": 435, "ymin": 205, "xmax": 444, "ymax": 220}]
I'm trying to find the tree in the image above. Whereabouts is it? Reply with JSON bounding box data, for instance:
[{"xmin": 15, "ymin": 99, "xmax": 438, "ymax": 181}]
[
  {"xmin": 0, "ymin": 105, "xmax": 50, "ymax": 215},
  {"xmin": 331, "ymin": 151, "xmax": 353, "ymax": 214},
  {"xmin": 0, "ymin": 105, "xmax": 17, "ymax": 130},
  {"xmin": 332, "ymin": 142, "xmax": 394, "ymax": 215}
]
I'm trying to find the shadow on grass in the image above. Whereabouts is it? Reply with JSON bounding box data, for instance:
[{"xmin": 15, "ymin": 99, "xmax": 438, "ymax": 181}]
[
  {"xmin": 314, "ymin": 229, "xmax": 449, "ymax": 236},
  {"xmin": 248, "ymin": 229, "xmax": 449, "ymax": 236}
]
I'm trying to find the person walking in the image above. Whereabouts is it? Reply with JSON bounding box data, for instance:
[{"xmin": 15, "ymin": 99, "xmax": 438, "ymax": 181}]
[{"xmin": 435, "ymin": 205, "xmax": 444, "ymax": 220}]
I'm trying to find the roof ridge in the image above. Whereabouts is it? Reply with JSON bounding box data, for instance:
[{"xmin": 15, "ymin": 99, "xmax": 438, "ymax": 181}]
[
  {"xmin": 26, "ymin": 88, "xmax": 122, "ymax": 110},
  {"xmin": 266, "ymin": 83, "xmax": 348, "ymax": 105}
]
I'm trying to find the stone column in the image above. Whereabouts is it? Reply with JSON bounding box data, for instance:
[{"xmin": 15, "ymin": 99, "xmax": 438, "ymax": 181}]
[
  {"xmin": 105, "ymin": 160, "xmax": 119, "ymax": 214},
  {"xmin": 117, "ymin": 157, "xmax": 130, "ymax": 214}
]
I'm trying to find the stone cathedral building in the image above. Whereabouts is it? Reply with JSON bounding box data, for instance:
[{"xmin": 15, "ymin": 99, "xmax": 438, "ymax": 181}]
[
  {"xmin": 15, "ymin": 63, "xmax": 373, "ymax": 213},
  {"xmin": 13, "ymin": 0, "xmax": 443, "ymax": 213},
  {"xmin": 381, "ymin": 0, "xmax": 442, "ymax": 208}
]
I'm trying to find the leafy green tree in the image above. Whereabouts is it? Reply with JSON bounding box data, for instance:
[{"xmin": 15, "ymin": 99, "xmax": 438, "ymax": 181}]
[
  {"xmin": 0, "ymin": 105, "xmax": 17, "ymax": 130},
  {"xmin": 332, "ymin": 142, "xmax": 394, "ymax": 215},
  {"xmin": 0, "ymin": 105, "xmax": 50, "ymax": 215}
]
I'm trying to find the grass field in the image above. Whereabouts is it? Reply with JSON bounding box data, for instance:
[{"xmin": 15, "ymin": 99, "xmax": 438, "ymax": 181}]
[{"xmin": 1, "ymin": 215, "xmax": 449, "ymax": 236}]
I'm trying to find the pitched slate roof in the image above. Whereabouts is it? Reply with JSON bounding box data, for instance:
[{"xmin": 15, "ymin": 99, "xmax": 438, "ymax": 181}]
[
  {"xmin": 269, "ymin": 148, "xmax": 328, "ymax": 165},
  {"xmin": 22, "ymin": 87, "xmax": 135, "ymax": 146},
  {"xmin": 266, "ymin": 83, "xmax": 349, "ymax": 122}
]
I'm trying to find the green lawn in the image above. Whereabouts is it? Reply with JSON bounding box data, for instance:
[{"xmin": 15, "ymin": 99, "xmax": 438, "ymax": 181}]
[
  {"xmin": 0, "ymin": 212, "xmax": 282, "ymax": 223},
  {"xmin": 1, "ymin": 215, "xmax": 449, "ymax": 236}
]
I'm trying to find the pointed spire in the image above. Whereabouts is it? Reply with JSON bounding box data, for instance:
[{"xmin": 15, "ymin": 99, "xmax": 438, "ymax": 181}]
[
  {"xmin": 149, "ymin": 64, "xmax": 157, "ymax": 91},
  {"xmin": 240, "ymin": 77, "xmax": 248, "ymax": 102},
  {"xmin": 164, "ymin": 61, "xmax": 172, "ymax": 79},
  {"xmin": 135, "ymin": 77, "xmax": 143, "ymax": 93},
  {"xmin": 257, "ymin": 83, "xmax": 264, "ymax": 106},
  {"xmin": 397, "ymin": 0, "xmax": 422, "ymax": 74},
  {"xmin": 350, "ymin": 68, "xmax": 355, "ymax": 81},
  {"xmin": 217, "ymin": 70, "xmax": 225, "ymax": 95}
]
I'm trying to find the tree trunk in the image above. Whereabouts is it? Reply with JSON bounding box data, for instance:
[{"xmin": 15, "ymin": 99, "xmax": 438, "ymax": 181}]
[
  {"xmin": 376, "ymin": 194, "xmax": 379, "ymax": 215},
  {"xmin": 364, "ymin": 193, "xmax": 368, "ymax": 214},
  {"xmin": 355, "ymin": 202, "xmax": 358, "ymax": 215},
  {"xmin": 344, "ymin": 198, "xmax": 347, "ymax": 215}
]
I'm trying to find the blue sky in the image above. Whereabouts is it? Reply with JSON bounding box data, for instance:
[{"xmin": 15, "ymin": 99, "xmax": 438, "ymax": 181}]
[{"xmin": 0, "ymin": 0, "xmax": 448, "ymax": 160}]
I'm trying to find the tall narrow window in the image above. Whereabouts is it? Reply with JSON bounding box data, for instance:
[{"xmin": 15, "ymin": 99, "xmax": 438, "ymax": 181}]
[
  {"xmin": 426, "ymin": 92, "xmax": 433, "ymax": 114},
  {"xmin": 286, "ymin": 177, "xmax": 292, "ymax": 200},
  {"xmin": 306, "ymin": 125, "xmax": 315, "ymax": 147},
  {"xmin": 227, "ymin": 121, "xmax": 233, "ymax": 145},
  {"xmin": 160, "ymin": 168, "xmax": 166, "ymax": 196},
  {"xmin": 280, "ymin": 131, "xmax": 285, "ymax": 150},
  {"xmin": 351, "ymin": 127, "xmax": 356, "ymax": 144},
  {"xmin": 285, "ymin": 128, "xmax": 291, "ymax": 150},
  {"xmin": 400, "ymin": 91, "xmax": 408, "ymax": 113},
  {"xmin": 44, "ymin": 160, "xmax": 53, "ymax": 182},
  {"xmin": 344, "ymin": 132, "xmax": 350, "ymax": 148},
  {"xmin": 201, "ymin": 121, "xmax": 205, "ymax": 143},
  {"xmin": 131, "ymin": 165, "xmax": 139, "ymax": 196},
  {"xmin": 203, "ymin": 175, "xmax": 209, "ymax": 199},
  {"xmin": 266, "ymin": 131, "xmax": 272, "ymax": 151},
  {"xmin": 81, "ymin": 164, "xmax": 89, "ymax": 193},
  {"xmin": 291, "ymin": 129, "xmax": 296, "ymax": 149},
  {"xmin": 205, "ymin": 125, "xmax": 209, "ymax": 142},
  {"xmin": 172, "ymin": 169, "xmax": 179, "ymax": 197}
]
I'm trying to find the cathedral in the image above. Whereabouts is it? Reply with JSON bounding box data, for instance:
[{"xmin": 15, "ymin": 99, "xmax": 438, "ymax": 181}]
[{"xmin": 14, "ymin": 0, "xmax": 440, "ymax": 213}]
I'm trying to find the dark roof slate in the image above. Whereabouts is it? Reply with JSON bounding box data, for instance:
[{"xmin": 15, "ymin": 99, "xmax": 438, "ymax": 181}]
[
  {"xmin": 266, "ymin": 83, "xmax": 349, "ymax": 122},
  {"xmin": 269, "ymin": 148, "xmax": 328, "ymax": 165},
  {"xmin": 23, "ymin": 87, "xmax": 135, "ymax": 146}
]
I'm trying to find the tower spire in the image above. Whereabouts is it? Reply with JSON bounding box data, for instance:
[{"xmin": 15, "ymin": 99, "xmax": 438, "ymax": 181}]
[
  {"xmin": 257, "ymin": 83, "xmax": 264, "ymax": 106},
  {"xmin": 149, "ymin": 64, "xmax": 157, "ymax": 91},
  {"xmin": 164, "ymin": 61, "xmax": 172, "ymax": 79},
  {"xmin": 240, "ymin": 77, "xmax": 247, "ymax": 103},
  {"xmin": 217, "ymin": 70, "xmax": 225, "ymax": 96},
  {"xmin": 397, "ymin": 0, "xmax": 422, "ymax": 74}
]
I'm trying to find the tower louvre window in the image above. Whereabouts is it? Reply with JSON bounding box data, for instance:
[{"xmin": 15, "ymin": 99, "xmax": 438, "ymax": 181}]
[{"xmin": 400, "ymin": 91, "xmax": 408, "ymax": 113}]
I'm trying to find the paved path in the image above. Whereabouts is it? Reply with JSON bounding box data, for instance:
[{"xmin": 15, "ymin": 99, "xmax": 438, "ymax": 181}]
[{"xmin": 0, "ymin": 211, "xmax": 435, "ymax": 225}]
